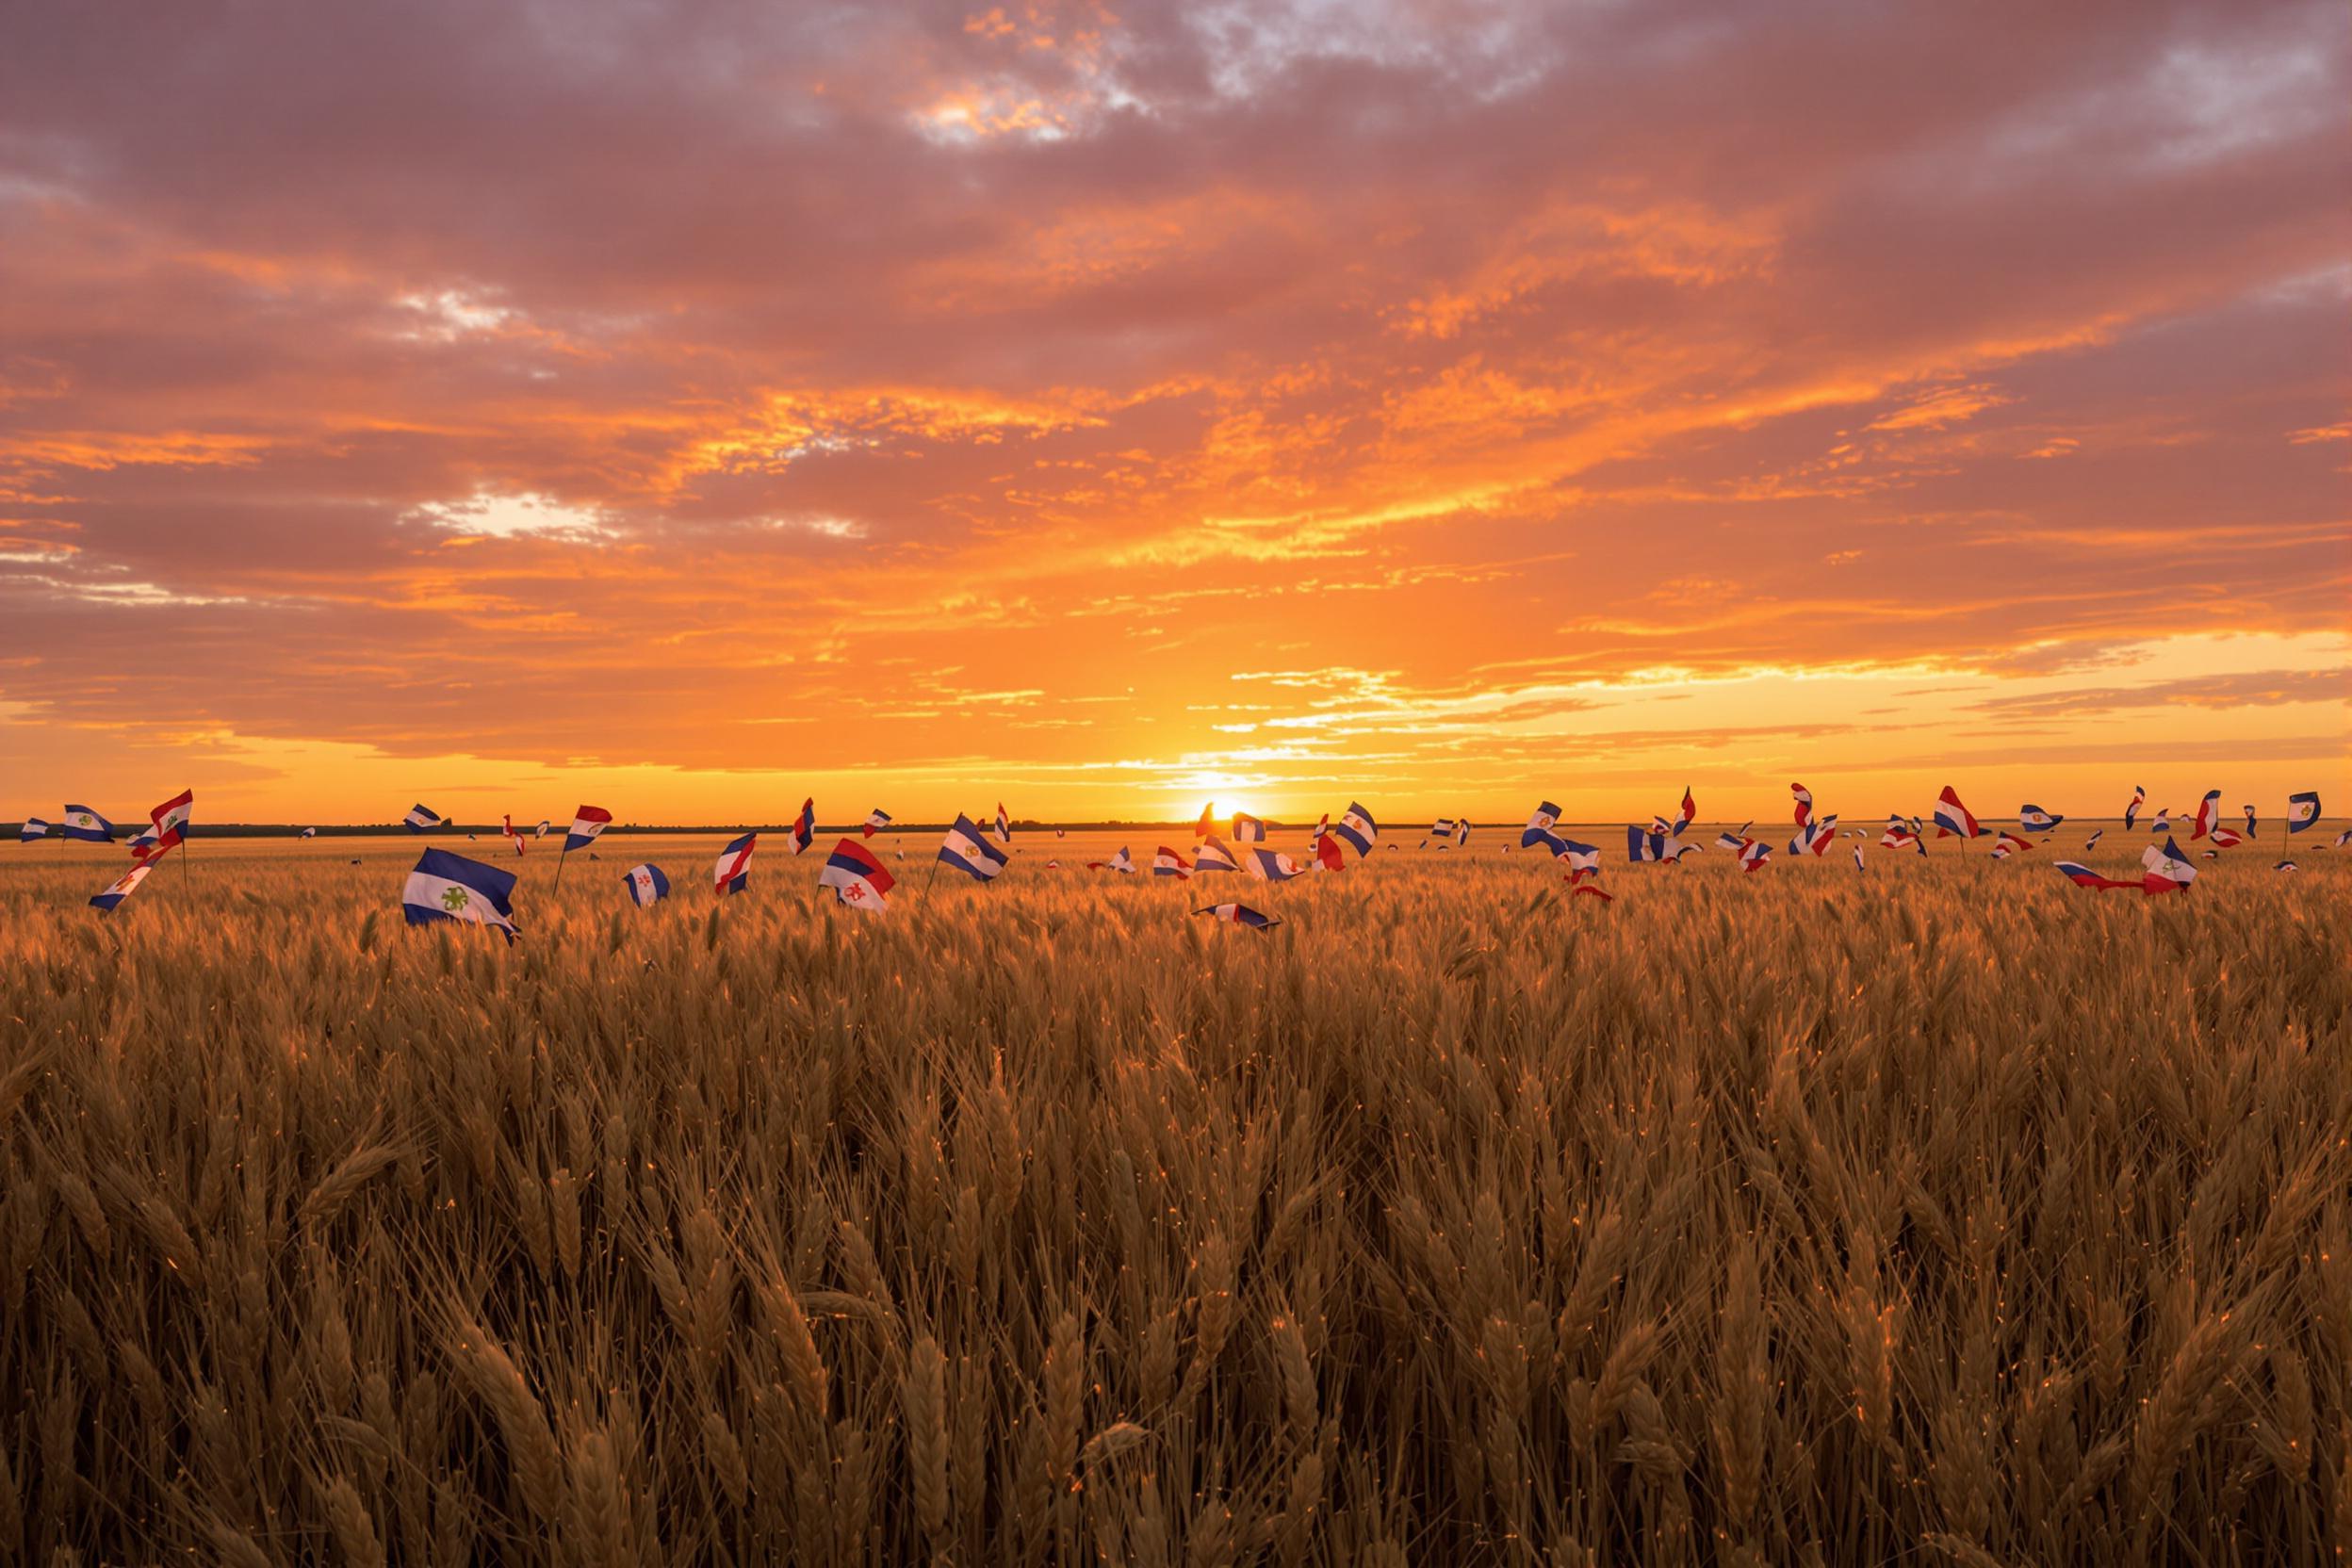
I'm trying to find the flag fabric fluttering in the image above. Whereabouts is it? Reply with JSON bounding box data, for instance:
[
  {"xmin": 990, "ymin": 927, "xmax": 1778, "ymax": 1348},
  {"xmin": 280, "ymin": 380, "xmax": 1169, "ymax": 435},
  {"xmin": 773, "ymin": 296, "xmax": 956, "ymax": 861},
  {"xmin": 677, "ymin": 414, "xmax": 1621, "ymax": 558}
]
[
  {"xmin": 2242, "ymin": 804, "xmax": 2257, "ymax": 838},
  {"xmin": 1934, "ymin": 786, "xmax": 1982, "ymax": 839},
  {"xmin": 1153, "ymin": 845, "xmax": 1191, "ymax": 878},
  {"xmin": 19, "ymin": 817, "xmax": 53, "ymax": 842},
  {"xmin": 1879, "ymin": 816, "xmax": 1924, "ymax": 855},
  {"xmin": 1454, "ymin": 819, "xmax": 1470, "ymax": 848},
  {"xmin": 2190, "ymin": 790, "xmax": 2221, "ymax": 840},
  {"xmin": 1196, "ymin": 803, "xmax": 1216, "ymax": 839},
  {"xmin": 787, "ymin": 798, "xmax": 815, "ymax": 855},
  {"xmin": 2206, "ymin": 826, "xmax": 2245, "ymax": 850},
  {"xmin": 1194, "ymin": 835, "xmax": 1240, "ymax": 874},
  {"xmin": 403, "ymin": 804, "xmax": 443, "ymax": 833},
  {"xmin": 818, "ymin": 839, "xmax": 895, "ymax": 913},
  {"xmin": 863, "ymin": 808, "xmax": 893, "ymax": 838},
  {"xmin": 1989, "ymin": 831, "xmax": 2032, "ymax": 860},
  {"xmin": 2274, "ymin": 860, "xmax": 2298, "ymax": 874},
  {"xmin": 1195, "ymin": 902, "xmax": 1279, "ymax": 928},
  {"xmin": 1556, "ymin": 840, "xmax": 1602, "ymax": 880},
  {"xmin": 1791, "ymin": 783, "xmax": 1814, "ymax": 829},
  {"xmin": 2141, "ymin": 837, "xmax": 2197, "ymax": 894},
  {"xmin": 149, "ymin": 789, "xmax": 192, "ymax": 857},
  {"xmin": 993, "ymin": 803, "xmax": 1012, "ymax": 844},
  {"xmin": 2054, "ymin": 861, "xmax": 2136, "ymax": 890},
  {"xmin": 502, "ymin": 814, "xmax": 527, "ymax": 856},
  {"xmin": 2082, "ymin": 829, "xmax": 2103, "ymax": 850},
  {"xmin": 2287, "ymin": 791, "xmax": 2320, "ymax": 833},
  {"xmin": 938, "ymin": 815, "xmax": 1009, "ymax": 882},
  {"xmin": 535, "ymin": 819, "xmax": 552, "ymax": 839},
  {"xmin": 2335, "ymin": 827, "xmax": 2352, "ymax": 849},
  {"xmin": 621, "ymin": 863, "xmax": 672, "ymax": 907},
  {"xmin": 2019, "ymin": 804, "xmax": 2062, "ymax": 832},
  {"xmin": 127, "ymin": 828, "xmax": 167, "ymax": 865},
  {"xmin": 1088, "ymin": 847, "xmax": 1136, "ymax": 874},
  {"xmin": 1673, "ymin": 788, "xmax": 1695, "ymax": 837},
  {"xmin": 564, "ymin": 806, "xmax": 612, "ymax": 853},
  {"xmin": 2149, "ymin": 808, "xmax": 2171, "ymax": 833},
  {"xmin": 1739, "ymin": 840, "xmax": 1772, "ymax": 874},
  {"xmin": 401, "ymin": 849, "xmax": 520, "ymax": 941},
  {"xmin": 1790, "ymin": 815, "xmax": 1840, "ymax": 857},
  {"xmin": 299, "ymin": 826, "xmax": 317, "ymax": 840},
  {"xmin": 1331, "ymin": 803, "xmax": 1379, "ymax": 859},
  {"xmin": 1715, "ymin": 830, "xmax": 1749, "ymax": 852},
  {"xmin": 2123, "ymin": 786, "xmax": 2145, "ymax": 831},
  {"xmin": 1233, "ymin": 813, "xmax": 1266, "ymax": 844},
  {"xmin": 713, "ymin": 832, "xmax": 758, "ymax": 896},
  {"xmin": 1522, "ymin": 801, "xmax": 1562, "ymax": 852},
  {"xmin": 60, "ymin": 807, "xmax": 115, "ymax": 843},
  {"xmin": 1244, "ymin": 846, "xmax": 1301, "ymax": 882},
  {"xmin": 1853, "ymin": 845, "xmax": 1865, "ymax": 871},
  {"xmin": 90, "ymin": 862, "xmax": 155, "ymax": 913},
  {"xmin": 1626, "ymin": 825, "xmax": 1670, "ymax": 863},
  {"xmin": 1312, "ymin": 829, "xmax": 1345, "ymax": 873},
  {"xmin": 1422, "ymin": 816, "xmax": 1457, "ymax": 848}
]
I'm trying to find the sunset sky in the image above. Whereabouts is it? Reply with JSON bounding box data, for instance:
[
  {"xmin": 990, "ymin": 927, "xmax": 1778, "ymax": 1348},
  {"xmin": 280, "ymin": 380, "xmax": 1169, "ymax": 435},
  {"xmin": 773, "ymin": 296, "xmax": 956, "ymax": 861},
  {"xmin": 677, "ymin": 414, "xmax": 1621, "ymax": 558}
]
[{"xmin": 3, "ymin": 0, "xmax": 2345, "ymax": 825}]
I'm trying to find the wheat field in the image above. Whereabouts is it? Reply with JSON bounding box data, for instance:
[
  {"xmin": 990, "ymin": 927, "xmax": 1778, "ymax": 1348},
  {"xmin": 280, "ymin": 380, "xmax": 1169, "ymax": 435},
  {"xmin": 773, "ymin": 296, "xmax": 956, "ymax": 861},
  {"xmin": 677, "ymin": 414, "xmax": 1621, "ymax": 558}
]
[{"xmin": 1, "ymin": 830, "xmax": 2345, "ymax": 1565}]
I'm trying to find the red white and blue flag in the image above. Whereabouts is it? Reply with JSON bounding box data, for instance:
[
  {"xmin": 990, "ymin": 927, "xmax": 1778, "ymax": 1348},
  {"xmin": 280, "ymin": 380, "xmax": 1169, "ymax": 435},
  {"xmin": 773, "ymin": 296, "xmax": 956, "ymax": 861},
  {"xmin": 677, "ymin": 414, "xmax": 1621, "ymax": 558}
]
[
  {"xmin": 2190, "ymin": 790, "xmax": 2221, "ymax": 840},
  {"xmin": 1934, "ymin": 786, "xmax": 1981, "ymax": 839},
  {"xmin": 621, "ymin": 863, "xmax": 671, "ymax": 906},
  {"xmin": 1791, "ymin": 783, "xmax": 1814, "ymax": 829},
  {"xmin": 1989, "ymin": 831, "xmax": 2032, "ymax": 860},
  {"xmin": 2122, "ymin": 786, "xmax": 2145, "ymax": 831},
  {"xmin": 863, "ymin": 808, "xmax": 893, "ymax": 837},
  {"xmin": 1153, "ymin": 845, "xmax": 1191, "ymax": 878},
  {"xmin": 1195, "ymin": 902, "xmax": 1279, "ymax": 929},
  {"xmin": 818, "ymin": 839, "xmax": 894, "ymax": 913},
  {"xmin": 1673, "ymin": 787, "xmax": 1695, "ymax": 837},
  {"xmin": 2054, "ymin": 861, "xmax": 2134, "ymax": 890},
  {"xmin": 149, "ymin": 789, "xmax": 192, "ymax": 856},
  {"xmin": 713, "ymin": 832, "xmax": 758, "ymax": 895},
  {"xmin": 1088, "ymin": 847, "xmax": 1136, "ymax": 874},
  {"xmin": 402, "ymin": 804, "xmax": 442, "ymax": 833},
  {"xmin": 1739, "ymin": 840, "xmax": 1772, "ymax": 873},
  {"xmin": 502, "ymin": 814, "xmax": 527, "ymax": 856},
  {"xmin": 2205, "ymin": 825, "xmax": 2245, "ymax": 850},
  {"xmin": 2287, "ymin": 791, "xmax": 2320, "ymax": 833},
  {"xmin": 1522, "ymin": 801, "xmax": 1562, "ymax": 852},
  {"xmin": 1791, "ymin": 815, "xmax": 1839, "ymax": 857},
  {"xmin": 564, "ymin": 806, "xmax": 612, "ymax": 853},
  {"xmin": 402, "ymin": 849, "xmax": 520, "ymax": 941},
  {"xmin": 1194, "ymin": 835, "xmax": 1240, "ymax": 873},
  {"xmin": 90, "ymin": 861, "xmax": 155, "ymax": 913},
  {"xmin": 1244, "ymin": 846, "xmax": 1301, "ymax": 882},
  {"xmin": 784, "ymin": 797, "xmax": 813, "ymax": 855},
  {"xmin": 2141, "ymin": 837, "xmax": 2197, "ymax": 893}
]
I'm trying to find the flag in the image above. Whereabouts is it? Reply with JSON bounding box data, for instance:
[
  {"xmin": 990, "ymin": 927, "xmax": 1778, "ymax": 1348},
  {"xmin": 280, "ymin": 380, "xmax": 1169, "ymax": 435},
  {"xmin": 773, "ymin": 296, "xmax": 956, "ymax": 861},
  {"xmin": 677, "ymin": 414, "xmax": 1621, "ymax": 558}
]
[
  {"xmin": 939, "ymin": 814, "xmax": 1008, "ymax": 881},
  {"xmin": 535, "ymin": 819, "xmax": 552, "ymax": 839},
  {"xmin": 2336, "ymin": 827, "xmax": 2352, "ymax": 849},
  {"xmin": 2141, "ymin": 837, "xmax": 2197, "ymax": 894},
  {"xmin": 818, "ymin": 839, "xmax": 895, "ymax": 912},
  {"xmin": 1715, "ymin": 830, "xmax": 1749, "ymax": 852},
  {"xmin": 149, "ymin": 789, "xmax": 192, "ymax": 856},
  {"xmin": 1556, "ymin": 840, "xmax": 1602, "ymax": 878},
  {"xmin": 299, "ymin": 826, "xmax": 317, "ymax": 840},
  {"xmin": 128, "ymin": 828, "xmax": 172, "ymax": 866},
  {"xmin": 2190, "ymin": 790, "xmax": 2221, "ymax": 840},
  {"xmin": 1661, "ymin": 840, "xmax": 1701, "ymax": 863},
  {"xmin": 2287, "ymin": 791, "xmax": 2320, "ymax": 833},
  {"xmin": 2206, "ymin": 826, "xmax": 2245, "ymax": 850},
  {"xmin": 1791, "ymin": 782, "xmax": 1814, "ymax": 829},
  {"xmin": 1233, "ymin": 813, "xmax": 1266, "ymax": 844},
  {"xmin": 1626, "ymin": 825, "xmax": 1668, "ymax": 862},
  {"xmin": 1153, "ymin": 845, "xmax": 1191, "ymax": 878},
  {"xmin": 19, "ymin": 817, "xmax": 53, "ymax": 842},
  {"xmin": 2274, "ymin": 860, "xmax": 2299, "ymax": 874},
  {"xmin": 403, "ymin": 804, "xmax": 443, "ymax": 833},
  {"xmin": 1989, "ymin": 831, "xmax": 2031, "ymax": 860},
  {"xmin": 1646, "ymin": 815, "xmax": 1674, "ymax": 838},
  {"xmin": 1522, "ymin": 802, "xmax": 1562, "ymax": 852},
  {"xmin": 1196, "ymin": 802, "xmax": 1216, "ymax": 839},
  {"xmin": 1879, "ymin": 816, "xmax": 1922, "ymax": 854},
  {"xmin": 993, "ymin": 803, "xmax": 1012, "ymax": 844},
  {"xmin": 713, "ymin": 832, "xmax": 758, "ymax": 895},
  {"xmin": 863, "ymin": 808, "xmax": 893, "ymax": 837},
  {"xmin": 502, "ymin": 814, "xmax": 527, "ymax": 856},
  {"xmin": 790, "ymin": 798, "xmax": 816, "ymax": 855},
  {"xmin": 564, "ymin": 806, "xmax": 612, "ymax": 853},
  {"xmin": 1852, "ymin": 845, "xmax": 1865, "ymax": 871},
  {"xmin": 1454, "ymin": 819, "xmax": 1470, "ymax": 847},
  {"xmin": 2019, "ymin": 804, "xmax": 2062, "ymax": 832},
  {"xmin": 621, "ymin": 863, "xmax": 671, "ymax": 906},
  {"xmin": 2149, "ymin": 808, "xmax": 2171, "ymax": 833},
  {"xmin": 2242, "ymin": 803, "xmax": 2257, "ymax": 838},
  {"xmin": 1331, "ymin": 802, "xmax": 1379, "ymax": 858},
  {"xmin": 1088, "ymin": 847, "xmax": 1136, "ymax": 874},
  {"xmin": 2123, "ymin": 785, "xmax": 2145, "ymax": 830},
  {"xmin": 2082, "ymin": 829, "xmax": 2103, "ymax": 850},
  {"xmin": 2054, "ymin": 861, "xmax": 2135, "ymax": 890},
  {"xmin": 59, "ymin": 806, "xmax": 115, "ymax": 843},
  {"xmin": 1933, "ymin": 786, "xmax": 1981, "ymax": 839},
  {"xmin": 1673, "ymin": 788, "xmax": 1695, "ymax": 837},
  {"xmin": 1244, "ymin": 846, "xmax": 1301, "ymax": 882},
  {"xmin": 1423, "ymin": 816, "xmax": 1456, "ymax": 848},
  {"xmin": 1195, "ymin": 835, "xmax": 1240, "ymax": 873},
  {"xmin": 1195, "ymin": 902, "xmax": 1279, "ymax": 929},
  {"xmin": 1790, "ymin": 815, "xmax": 1840, "ymax": 857},
  {"xmin": 401, "ymin": 849, "xmax": 520, "ymax": 941},
  {"xmin": 1312, "ymin": 832, "xmax": 1345, "ymax": 872},
  {"xmin": 1739, "ymin": 840, "xmax": 1772, "ymax": 874},
  {"xmin": 90, "ymin": 862, "xmax": 155, "ymax": 913}
]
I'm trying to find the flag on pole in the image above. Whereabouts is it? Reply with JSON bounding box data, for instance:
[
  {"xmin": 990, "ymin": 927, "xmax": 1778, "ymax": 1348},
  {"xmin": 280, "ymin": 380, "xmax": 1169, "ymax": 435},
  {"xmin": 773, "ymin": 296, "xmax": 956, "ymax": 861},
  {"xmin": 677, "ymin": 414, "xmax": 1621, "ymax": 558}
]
[
  {"xmin": 1195, "ymin": 902, "xmax": 1279, "ymax": 929},
  {"xmin": 939, "ymin": 814, "xmax": 1008, "ymax": 881},
  {"xmin": 713, "ymin": 833, "xmax": 758, "ymax": 895},
  {"xmin": 790, "ymin": 798, "xmax": 816, "ymax": 855},
  {"xmin": 1331, "ymin": 803, "xmax": 1379, "ymax": 858},
  {"xmin": 863, "ymin": 808, "xmax": 893, "ymax": 838},
  {"xmin": 2019, "ymin": 805, "xmax": 2062, "ymax": 832},
  {"xmin": 1522, "ymin": 801, "xmax": 1562, "ymax": 852},
  {"xmin": 1555, "ymin": 839, "xmax": 1602, "ymax": 880},
  {"xmin": 149, "ymin": 789, "xmax": 192, "ymax": 855},
  {"xmin": 60, "ymin": 807, "xmax": 115, "ymax": 843},
  {"xmin": 403, "ymin": 804, "xmax": 443, "ymax": 833},
  {"xmin": 1194, "ymin": 835, "xmax": 1240, "ymax": 874},
  {"xmin": 1087, "ymin": 847, "xmax": 1136, "ymax": 874},
  {"xmin": 818, "ymin": 839, "xmax": 894, "ymax": 912},
  {"xmin": 2287, "ymin": 791, "xmax": 2320, "ymax": 833},
  {"xmin": 621, "ymin": 864, "xmax": 671, "ymax": 906},
  {"xmin": 2122, "ymin": 786, "xmax": 2145, "ymax": 831},
  {"xmin": 1933, "ymin": 786, "xmax": 1982, "ymax": 839},
  {"xmin": 1153, "ymin": 846, "xmax": 1191, "ymax": 878},
  {"xmin": 127, "ymin": 827, "xmax": 163, "ymax": 863},
  {"xmin": 401, "ymin": 849, "xmax": 520, "ymax": 941},
  {"xmin": 90, "ymin": 862, "xmax": 155, "ymax": 913},
  {"xmin": 564, "ymin": 806, "xmax": 612, "ymax": 853}
]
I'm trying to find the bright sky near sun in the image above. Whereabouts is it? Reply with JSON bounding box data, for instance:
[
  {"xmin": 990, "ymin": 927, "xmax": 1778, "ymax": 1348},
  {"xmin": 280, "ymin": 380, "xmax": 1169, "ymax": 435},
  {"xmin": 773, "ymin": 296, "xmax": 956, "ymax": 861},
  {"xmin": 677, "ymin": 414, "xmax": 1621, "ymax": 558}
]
[{"xmin": 1, "ymin": 1, "xmax": 2345, "ymax": 825}]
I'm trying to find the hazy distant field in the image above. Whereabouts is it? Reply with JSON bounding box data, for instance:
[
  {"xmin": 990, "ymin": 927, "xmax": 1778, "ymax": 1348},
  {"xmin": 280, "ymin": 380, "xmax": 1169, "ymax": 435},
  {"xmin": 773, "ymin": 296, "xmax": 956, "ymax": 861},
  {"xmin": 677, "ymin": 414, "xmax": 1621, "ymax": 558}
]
[{"xmin": 2, "ymin": 829, "xmax": 2345, "ymax": 1564}]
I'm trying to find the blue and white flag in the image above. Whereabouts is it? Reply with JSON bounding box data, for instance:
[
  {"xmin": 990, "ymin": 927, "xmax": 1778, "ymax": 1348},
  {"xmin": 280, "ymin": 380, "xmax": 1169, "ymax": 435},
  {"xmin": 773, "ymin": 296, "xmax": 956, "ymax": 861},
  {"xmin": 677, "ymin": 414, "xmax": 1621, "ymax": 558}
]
[
  {"xmin": 1195, "ymin": 902, "xmax": 1279, "ymax": 929},
  {"xmin": 939, "ymin": 814, "xmax": 1009, "ymax": 881},
  {"xmin": 1626, "ymin": 825, "xmax": 1668, "ymax": 863},
  {"xmin": 1556, "ymin": 839, "xmax": 1602, "ymax": 876},
  {"xmin": 59, "ymin": 806, "xmax": 114, "ymax": 843},
  {"xmin": 1233, "ymin": 813, "xmax": 1266, "ymax": 844},
  {"xmin": 1244, "ymin": 846, "xmax": 1301, "ymax": 882},
  {"xmin": 1422, "ymin": 817, "xmax": 1456, "ymax": 848},
  {"xmin": 1194, "ymin": 835, "xmax": 1240, "ymax": 873},
  {"xmin": 1331, "ymin": 802, "xmax": 1379, "ymax": 858},
  {"xmin": 401, "ymin": 849, "xmax": 519, "ymax": 941},
  {"xmin": 2082, "ymin": 829, "xmax": 2103, "ymax": 850},
  {"xmin": 713, "ymin": 832, "xmax": 758, "ymax": 895},
  {"xmin": 19, "ymin": 817, "xmax": 52, "ymax": 843},
  {"xmin": 1454, "ymin": 819, "xmax": 1470, "ymax": 847},
  {"xmin": 403, "ymin": 804, "xmax": 444, "ymax": 833},
  {"xmin": 299, "ymin": 826, "xmax": 317, "ymax": 840},
  {"xmin": 622, "ymin": 863, "xmax": 671, "ymax": 907},
  {"xmin": 2242, "ymin": 803, "xmax": 2258, "ymax": 839},
  {"xmin": 2019, "ymin": 805, "xmax": 2062, "ymax": 832},
  {"xmin": 1714, "ymin": 830, "xmax": 1749, "ymax": 852},
  {"xmin": 90, "ymin": 862, "xmax": 154, "ymax": 913},
  {"xmin": 1522, "ymin": 801, "xmax": 1561, "ymax": 851},
  {"xmin": 564, "ymin": 806, "xmax": 612, "ymax": 853},
  {"xmin": 2287, "ymin": 791, "xmax": 2320, "ymax": 833}
]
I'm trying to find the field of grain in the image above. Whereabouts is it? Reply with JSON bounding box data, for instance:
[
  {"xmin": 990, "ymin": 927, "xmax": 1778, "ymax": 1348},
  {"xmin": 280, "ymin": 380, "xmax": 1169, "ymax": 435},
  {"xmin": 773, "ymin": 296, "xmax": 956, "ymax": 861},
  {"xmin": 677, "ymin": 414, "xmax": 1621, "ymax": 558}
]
[{"xmin": 2, "ymin": 828, "xmax": 2345, "ymax": 1564}]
